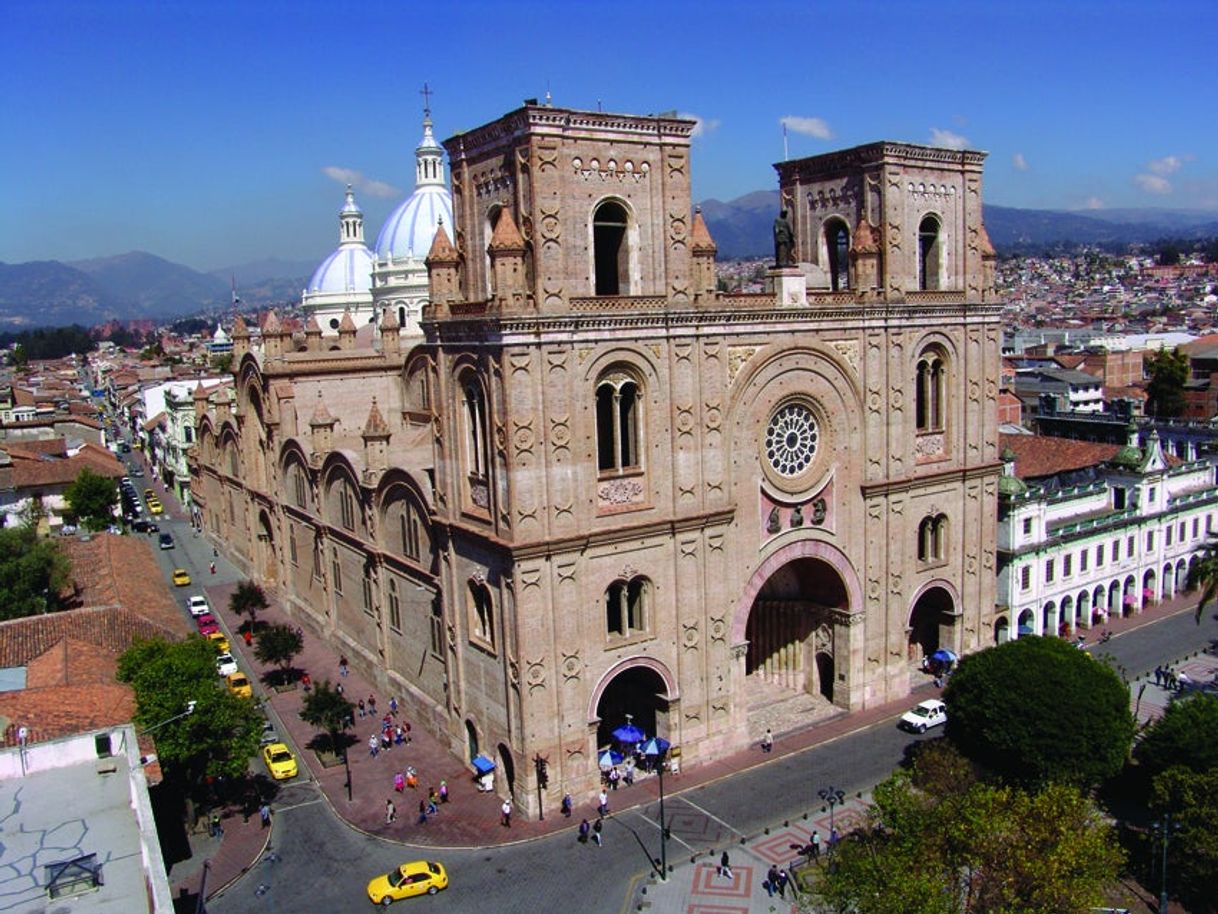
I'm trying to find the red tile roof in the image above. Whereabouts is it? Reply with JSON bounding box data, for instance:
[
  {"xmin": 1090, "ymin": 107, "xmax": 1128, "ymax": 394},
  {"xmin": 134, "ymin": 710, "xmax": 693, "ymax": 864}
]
[
  {"xmin": 1000, "ymin": 433, "xmax": 1122, "ymax": 480},
  {"xmin": 9, "ymin": 440, "xmax": 124, "ymax": 488}
]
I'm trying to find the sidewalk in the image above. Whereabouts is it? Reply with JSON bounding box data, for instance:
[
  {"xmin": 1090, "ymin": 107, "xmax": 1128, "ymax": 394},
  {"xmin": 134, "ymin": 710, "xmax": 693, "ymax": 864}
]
[{"xmin": 163, "ymin": 472, "xmax": 1211, "ymax": 902}]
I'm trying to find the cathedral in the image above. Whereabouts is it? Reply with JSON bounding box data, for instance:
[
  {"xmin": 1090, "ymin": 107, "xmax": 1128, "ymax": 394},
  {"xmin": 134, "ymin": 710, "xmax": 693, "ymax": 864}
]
[{"xmin": 192, "ymin": 100, "xmax": 1002, "ymax": 815}]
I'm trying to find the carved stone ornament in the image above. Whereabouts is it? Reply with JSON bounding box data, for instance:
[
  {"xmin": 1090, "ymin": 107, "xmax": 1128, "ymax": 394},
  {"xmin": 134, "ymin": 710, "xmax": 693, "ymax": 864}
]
[
  {"xmin": 619, "ymin": 563, "xmax": 638, "ymax": 580},
  {"xmin": 676, "ymin": 405, "xmax": 695, "ymax": 435},
  {"xmin": 682, "ymin": 622, "xmax": 699, "ymax": 649},
  {"xmin": 813, "ymin": 623, "xmax": 833, "ymax": 654},
  {"xmin": 526, "ymin": 659, "xmax": 547, "ymax": 691},
  {"xmin": 561, "ymin": 651, "xmax": 582, "ymax": 681},
  {"xmin": 471, "ymin": 570, "xmax": 487, "ymax": 586},
  {"xmin": 789, "ymin": 504, "xmax": 804, "ymax": 528},
  {"xmin": 729, "ymin": 642, "xmax": 747, "ymax": 660},
  {"xmin": 829, "ymin": 339, "xmax": 860, "ymax": 374},
  {"xmin": 767, "ymin": 507, "xmax": 781, "ymax": 534},
  {"xmin": 598, "ymin": 478, "xmax": 643, "ymax": 505},
  {"xmin": 470, "ymin": 481, "xmax": 490, "ymax": 508},
  {"xmin": 810, "ymin": 498, "xmax": 827, "ymax": 525},
  {"xmin": 513, "ymin": 421, "xmax": 535, "ymax": 455},
  {"xmin": 915, "ymin": 433, "xmax": 945, "ymax": 459},
  {"xmin": 727, "ymin": 346, "xmax": 758, "ymax": 383},
  {"xmin": 710, "ymin": 616, "xmax": 728, "ymax": 643},
  {"xmin": 549, "ymin": 417, "xmax": 571, "ymax": 448},
  {"xmin": 705, "ymin": 404, "xmax": 722, "ymax": 431}
]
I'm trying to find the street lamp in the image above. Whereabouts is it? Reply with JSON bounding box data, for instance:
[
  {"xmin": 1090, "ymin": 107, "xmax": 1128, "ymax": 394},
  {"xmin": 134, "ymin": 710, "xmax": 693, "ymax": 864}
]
[
  {"xmin": 140, "ymin": 700, "xmax": 197, "ymax": 736},
  {"xmin": 1151, "ymin": 814, "xmax": 1180, "ymax": 914},
  {"xmin": 641, "ymin": 736, "xmax": 671, "ymax": 881},
  {"xmin": 818, "ymin": 786, "xmax": 846, "ymax": 854}
]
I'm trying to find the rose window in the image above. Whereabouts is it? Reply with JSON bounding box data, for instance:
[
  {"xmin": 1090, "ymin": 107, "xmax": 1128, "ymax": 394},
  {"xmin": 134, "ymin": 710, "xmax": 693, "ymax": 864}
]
[{"xmin": 765, "ymin": 404, "xmax": 819, "ymax": 477}]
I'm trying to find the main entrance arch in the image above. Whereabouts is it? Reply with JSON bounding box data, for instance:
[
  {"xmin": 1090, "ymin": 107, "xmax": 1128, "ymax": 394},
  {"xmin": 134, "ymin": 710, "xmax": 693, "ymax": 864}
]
[
  {"xmin": 589, "ymin": 659, "xmax": 675, "ymax": 751},
  {"xmin": 908, "ymin": 583, "xmax": 958, "ymax": 659}
]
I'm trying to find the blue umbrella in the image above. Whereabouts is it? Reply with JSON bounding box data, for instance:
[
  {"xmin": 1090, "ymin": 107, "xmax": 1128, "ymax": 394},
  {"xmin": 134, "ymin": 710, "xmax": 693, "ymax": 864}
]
[
  {"xmin": 598, "ymin": 748, "xmax": 624, "ymax": 769},
  {"xmin": 639, "ymin": 736, "xmax": 670, "ymax": 758},
  {"xmin": 930, "ymin": 649, "xmax": 958, "ymax": 664},
  {"xmin": 612, "ymin": 723, "xmax": 645, "ymax": 744}
]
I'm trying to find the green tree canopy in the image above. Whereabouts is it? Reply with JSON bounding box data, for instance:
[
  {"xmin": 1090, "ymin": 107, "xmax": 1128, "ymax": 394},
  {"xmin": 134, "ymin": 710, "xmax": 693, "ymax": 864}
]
[
  {"xmin": 0, "ymin": 525, "xmax": 71, "ymax": 620},
  {"xmin": 943, "ymin": 636, "xmax": 1134, "ymax": 788},
  {"xmin": 64, "ymin": 468, "xmax": 117, "ymax": 531},
  {"xmin": 1145, "ymin": 346, "xmax": 1189, "ymax": 418},
  {"xmin": 1136, "ymin": 694, "xmax": 1218, "ymax": 780},
  {"xmin": 1149, "ymin": 766, "xmax": 1218, "ymax": 913},
  {"xmin": 1187, "ymin": 535, "xmax": 1218, "ymax": 623},
  {"xmin": 117, "ymin": 636, "xmax": 262, "ymax": 780},
  {"xmin": 821, "ymin": 760, "xmax": 1124, "ymax": 914},
  {"xmin": 300, "ymin": 679, "xmax": 354, "ymax": 754},
  {"xmin": 228, "ymin": 580, "xmax": 268, "ymax": 630},
  {"xmin": 253, "ymin": 623, "xmax": 303, "ymax": 684}
]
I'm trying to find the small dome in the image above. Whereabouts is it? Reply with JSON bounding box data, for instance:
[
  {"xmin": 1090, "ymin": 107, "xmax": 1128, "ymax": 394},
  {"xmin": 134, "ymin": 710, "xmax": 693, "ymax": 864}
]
[
  {"xmin": 375, "ymin": 186, "xmax": 454, "ymax": 261},
  {"xmin": 307, "ymin": 244, "xmax": 375, "ymax": 294},
  {"xmin": 212, "ymin": 324, "xmax": 230, "ymax": 343},
  {"xmin": 1112, "ymin": 445, "xmax": 1143, "ymax": 469},
  {"xmin": 998, "ymin": 474, "xmax": 1028, "ymax": 497}
]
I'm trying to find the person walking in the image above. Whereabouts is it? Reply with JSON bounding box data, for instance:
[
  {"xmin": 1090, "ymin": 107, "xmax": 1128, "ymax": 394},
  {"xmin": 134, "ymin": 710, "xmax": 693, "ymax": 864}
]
[
  {"xmin": 209, "ymin": 813, "xmax": 223, "ymax": 838},
  {"xmin": 501, "ymin": 798, "xmax": 513, "ymax": 828},
  {"xmin": 427, "ymin": 788, "xmax": 439, "ymax": 815},
  {"xmin": 766, "ymin": 865, "xmax": 779, "ymax": 897},
  {"xmin": 810, "ymin": 829, "xmax": 821, "ymax": 860},
  {"xmin": 438, "ymin": 780, "xmax": 448, "ymax": 804},
  {"xmin": 718, "ymin": 850, "xmax": 733, "ymax": 880},
  {"xmin": 358, "ymin": 699, "xmax": 366, "ymax": 719},
  {"xmin": 578, "ymin": 818, "xmax": 591, "ymax": 843},
  {"xmin": 389, "ymin": 696, "xmax": 398, "ymax": 716},
  {"xmin": 368, "ymin": 734, "xmax": 379, "ymax": 758},
  {"xmin": 259, "ymin": 803, "xmax": 271, "ymax": 828},
  {"xmin": 561, "ymin": 793, "xmax": 573, "ymax": 817},
  {"xmin": 339, "ymin": 655, "xmax": 349, "ymax": 677},
  {"xmin": 761, "ymin": 729, "xmax": 773, "ymax": 753},
  {"xmin": 417, "ymin": 800, "xmax": 428, "ymax": 825},
  {"xmin": 776, "ymin": 868, "xmax": 789, "ymax": 898},
  {"xmin": 368, "ymin": 695, "xmax": 377, "ymax": 715},
  {"xmin": 1154, "ymin": 665, "xmax": 1163, "ymax": 687},
  {"xmin": 394, "ymin": 771, "xmax": 405, "ymax": 792},
  {"xmin": 592, "ymin": 817, "xmax": 603, "ymax": 846},
  {"xmin": 385, "ymin": 798, "xmax": 396, "ymax": 824},
  {"xmin": 598, "ymin": 789, "xmax": 609, "ymax": 817}
]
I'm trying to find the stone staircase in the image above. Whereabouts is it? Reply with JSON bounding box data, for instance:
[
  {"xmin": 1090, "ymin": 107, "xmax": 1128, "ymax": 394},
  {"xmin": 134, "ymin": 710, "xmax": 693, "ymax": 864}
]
[{"xmin": 744, "ymin": 674, "xmax": 840, "ymax": 739}]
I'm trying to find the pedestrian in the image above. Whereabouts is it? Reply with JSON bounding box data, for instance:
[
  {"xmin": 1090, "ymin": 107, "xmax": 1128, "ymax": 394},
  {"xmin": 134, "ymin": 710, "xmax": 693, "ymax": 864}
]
[
  {"xmin": 394, "ymin": 724, "xmax": 405, "ymax": 746},
  {"xmin": 579, "ymin": 818, "xmax": 590, "ymax": 843},
  {"xmin": 406, "ymin": 767, "xmax": 418, "ymax": 789},
  {"xmin": 209, "ymin": 561, "xmax": 216, "ymax": 575},
  {"xmin": 1154, "ymin": 665, "xmax": 1163, "ymax": 687},
  {"xmin": 259, "ymin": 803, "xmax": 271, "ymax": 829},
  {"xmin": 810, "ymin": 829, "xmax": 821, "ymax": 860},
  {"xmin": 358, "ymin": 699, "xmax": 366, "ymax": 719},
  {"xmin": 776, "ymin": 868, "xmax": 789, "ymax": 898},
  {"xmin": 404, "ymin": 721, "xmax": 411, "ymax": 743},
  {"xmin": 340, "ymin": 655, "xmax": 349, "ymax": 677},
  {"xmin": 301, "ymin": 672, "xmax": 311, "ymax": 692},
  {"xmin": 766, "ymin": 865, "xmax": 779, "ymax": 897},
  {"xmin": 592, "ymin": 817, "xmax": 603, "ymax": 846},
  {"xmin": 369, "ymin": 734, "xmax": 379, "ymax": 758},
  {"xmin": 368, "ymin": 695, "xmax": 377, "ymax": 715},
  {"xmin": 623, "ymin": 759, "xmax": 635, "ymax": 787},
  {"xmin": 561, "ymin": 793, "xmax": 573, "ymax": 817},
  {"xmin": 608, "ymin": 766, "xmax": 620, "ymax": 791},
  {"xmin": 761, "ymin": 729, "xmax": 773, "ymax": 753},
  {"xmin": 209, "ymin": 812, "xmax": 223, "ymax": 838},
  {"xmin": 829, "ymin": 827, "xmax": 840, "ymax": 853},
  {"xmin": 598, "ymin": 789, "xmax": 609, "ymax": 817},
  {"xmin": 417, "ymin": 800, "xmax": 428, "ymax": 825},
  {"xmin": 501, "ymin": 798, "xmax": 512, "ymax": 828},
  {"xmin": 380, "ymin": 731, "xmax": 391, "ymax": 752},
  {"xmin": 243, "ymin": 629, "xmax": 252, "ymax": 646},
  {"xmin": 389, "ymin": 696, "xmax": 398, "ymax": 716},
  {"xmin": 718, "ymin": 850, "xmax": 733, "ymax": 880},
  {"xmin": 336, "ymin": 682, "xmax": 344, "ymax": 696},
  {"xmin": 394, "ymin": 771, "xmax": 405, "ymax": 792},
  {"xmin": 439, "ymin": 780, "xmax": 448, "ymax": 804},
  {"xmin": 385, "ymin": 798, "xmax": 396, "ymax": 824},
  {"xmin": 427, "ymin": 789, "xmax": 439, "ymax": 816}
]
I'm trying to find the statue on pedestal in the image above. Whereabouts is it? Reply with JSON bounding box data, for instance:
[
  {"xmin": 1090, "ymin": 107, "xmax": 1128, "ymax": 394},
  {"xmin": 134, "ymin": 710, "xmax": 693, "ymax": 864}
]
[{"xmin": 773, "ymin": 209, "xmax": 795, "ymax": 267}]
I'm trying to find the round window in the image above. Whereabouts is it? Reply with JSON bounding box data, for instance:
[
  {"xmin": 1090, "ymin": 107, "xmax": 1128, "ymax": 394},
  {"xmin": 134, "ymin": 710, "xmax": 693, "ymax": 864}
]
[{"xmin": 765, "ymin": 403, "xmax": 819, "ymax": 477}]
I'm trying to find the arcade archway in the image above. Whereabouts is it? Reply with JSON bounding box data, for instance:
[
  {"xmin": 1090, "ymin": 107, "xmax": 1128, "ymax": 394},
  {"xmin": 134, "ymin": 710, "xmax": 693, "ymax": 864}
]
[
  {"xmin": 744, "ymin": 556, "xmax": 847, "ymax": 703},
  {"xmin": 593, "ymin": 663, "xmax": 671, "ymax": 750},
  {"xmin": 908, "ymin": 585, "xmax": 956, "ymax": 659}
]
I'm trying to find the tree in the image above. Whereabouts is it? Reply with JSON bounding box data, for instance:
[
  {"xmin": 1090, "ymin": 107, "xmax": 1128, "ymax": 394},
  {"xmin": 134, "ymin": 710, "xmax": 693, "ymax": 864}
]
[
  {"xmin": 228, "ymin": 580, "xmax": 268, "ymax": 632},
  {"xmin": 1145, "ymin": 346, "xmax": 1189, "ymax": 418},
  {"xmin": 1188, "ymin": 535, "xmax": 1218, "ymax": 623},
  {"xmin": 1149, "ymin": 767, "xmax": 1218, "ymax": 913},
  {"xmin": 821, "ymin": 764, "xmax": 1124, "ymax": 914},
  {"xmin": 9, "ymin": 343, "xmax": 27, "ymax": 368},
  {"xmin": 64, "ymin": 468, "xmax": 117, "ymax": 531},
  {"xmin": 0, "ymin": 525, "xmax": 71, "ymax": 620},
  {"xmin": 943, "ymin": 636, "xmax": 1134, "ymax": 788},
  {"xmin": 299, "ymin": 679, "xmax": 354, "ymax": 756},
  {"xmin": 117, "ymin": 636, "xmax": 262, "ymax": 781},
  {"xmin": 1135, "ymin": 694, "xmax": 1218, "ymax": 780},
  {"xmin": 210, "ymin": 352, "xmax": 233, "ymax": 374},
  {"xmin": 253, "ymin": 623, "xmax": 303, "ymax": 685}
]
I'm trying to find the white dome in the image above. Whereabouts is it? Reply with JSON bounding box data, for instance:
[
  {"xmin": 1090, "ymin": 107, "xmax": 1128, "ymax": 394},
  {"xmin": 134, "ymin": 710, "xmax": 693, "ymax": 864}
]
[
  {"xmin": 307, "ymin": 244, "xmax": 375, "ymax": 294},
  {"xmin": 374, "ymin": 185, "xmax": 453, "ymax": 261}
]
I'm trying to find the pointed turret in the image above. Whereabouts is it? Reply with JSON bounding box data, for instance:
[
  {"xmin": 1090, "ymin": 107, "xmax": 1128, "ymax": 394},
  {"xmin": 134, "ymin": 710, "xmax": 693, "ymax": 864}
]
[
  {"xmin": 488, "ymin": 209, "xmax": 528, "ymax": 312},
  {"xmin": 339, "ymin": 184, "xmax": 365, "ymax": 245},
  {"xmin": 690, "ymin": 206, "xmax": 718, "ymax": 302},
  {"xmin": 304, "ymin": 315, "xmax": 322, "ymax": 352},
  {"xmin": 362, "ymin": 397, "xmax": 391, "ymax": 472},
  {"xmin": 379, "ymin": 306, "xmax": 401, "ymax": 357},
  {"xmin": 426, "ymin": 218, "xmax": 461, "ymax": 315},
  {"xmin": 262, "ymin": 310, "xmax": 286, "ymax": 358},
  {"xmin": 193, "ymin": 381, "xmax": 210, "ymax": 419},
  {"xmin": 849, "ymin": 217, "xmax": 881, "ymax": 295},
  {"xmin": 978, "ymin": 221, "xmax": 997, "ymax": 300},
  {"xmin": 309, "ymin": 391, "xmax": 337, "ymax": 454},
  {"xmin": 231, "ymin": 316, "xmax": 250, "ymax": 361},
  {"xmin": 338, "ymin": 309, "xmax": 357, "ymax": 350},
  {"xmin": 415, "ymin": 94, "xmax": 446, "ymax": 189}
]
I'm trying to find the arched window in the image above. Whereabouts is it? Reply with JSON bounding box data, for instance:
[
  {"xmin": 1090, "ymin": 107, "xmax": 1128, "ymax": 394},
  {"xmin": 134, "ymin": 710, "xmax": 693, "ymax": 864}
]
[
  {"xmin": 288, "ymin": 462, "xmax": 309, "ymax": 509},
  {"xmin": 461, "ymin": 379, "xmax": 489, "ymax": 481},
  {"xmin": 398, "ymin": 306, "xmax": 406, "ymax": 327},
  {"xmin": 824, "ymin": 220, "xmax": 850, "ymax": 291},
  {"xmin": 915, "ymin": 350, "xmax": 947, "ymax": 434},
  {"xmin": 605, "ymin": 576, "xmax": 649, "ymax": 639},
  {"xmin": 387, "ymin": 577, "xmax": 401, "ymax": 631},
  {"xmin": 468, "ymin": 580, "xmax": 494, "ymax": 649},
  {"xmin": 339, "ymin": 483, "xmax": 356, "ymax": 530},
  {"xmin": 288, "ymin": 526, "xmax": 298, "ymax": 566},
  {"xmin": 918, "ymin": 215, "xmax": 941, "ymax": 291},
  {"xmin": 227, "ymin": 444, "xmax": 239, "ymax": 476},
  {"xmin": 592, "ymin": 200, "xmax": 630, "ymax": 296},
  {"xmin": 596, "ymin": 371, "xmax": 641, "ymax": 474},
  {"xmin": 917, "ymin": 514, "xmax": 948, "ymax": 563}
]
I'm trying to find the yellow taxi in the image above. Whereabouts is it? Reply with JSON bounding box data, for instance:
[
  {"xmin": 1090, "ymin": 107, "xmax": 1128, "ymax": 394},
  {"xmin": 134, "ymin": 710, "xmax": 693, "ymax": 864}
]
[
  {"xmin": 148, "ymin": 500, "xmax": 164, "ymax": 515},
  {"xmin": 172, "ymin": 568, "xmax": 191, "ymax": 586},
  {"xmin": 261, "ymin": 742, "xmax": 298, "ymax": 780},
  {"xmin": 367, "ymin": 861, "xmax": 448, "ymax": 904},
  {"xmin": 226, "ymin": 671, "xmax": 253, "ymax": 699},
  {"xmin": 207, "ymin": 631, "xmax": 230, "ymax": 653}
]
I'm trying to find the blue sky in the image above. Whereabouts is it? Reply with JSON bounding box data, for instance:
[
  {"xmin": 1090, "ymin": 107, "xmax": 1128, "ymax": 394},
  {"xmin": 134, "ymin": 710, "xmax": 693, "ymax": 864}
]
[{"xmin": 3, "ymin": 0, "xmax": 1215, "ymax": 271}]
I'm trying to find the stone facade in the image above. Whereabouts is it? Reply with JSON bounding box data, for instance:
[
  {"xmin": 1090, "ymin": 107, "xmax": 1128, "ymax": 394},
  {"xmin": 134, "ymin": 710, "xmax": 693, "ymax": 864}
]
[{"xmin": 191, "ymin": 104, "xmax": 1002, "ymax": 816}]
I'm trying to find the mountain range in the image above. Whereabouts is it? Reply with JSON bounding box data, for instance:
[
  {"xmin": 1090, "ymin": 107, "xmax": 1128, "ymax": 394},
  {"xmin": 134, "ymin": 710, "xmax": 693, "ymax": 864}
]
[{"xmin": 2, "ymin": 201, "xmax": 1216, "ymax": 327}]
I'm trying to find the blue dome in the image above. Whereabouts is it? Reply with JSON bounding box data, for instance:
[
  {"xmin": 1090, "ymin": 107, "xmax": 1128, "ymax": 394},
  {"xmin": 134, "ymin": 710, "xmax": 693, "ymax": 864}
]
[
  {"xmin": 307, "ymin": 244, "xmax": 375, "ymax": 294},
  {"xmin": 374, "ymin": 185, "xmax": 453, "ymax": 261}
]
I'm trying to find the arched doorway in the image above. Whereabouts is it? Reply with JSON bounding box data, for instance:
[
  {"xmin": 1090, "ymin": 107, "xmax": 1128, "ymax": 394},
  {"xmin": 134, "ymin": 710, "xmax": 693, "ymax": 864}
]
[
  {"xmin": 257, "ymin": 510, "xmax": 277, "ymax": 585},
  {"xmin": 744, "ymin": 557, "xmax": 847, "ymax": 703},
  {"xmin": 1123, "ymin": 575, "xmax": 1137, "ymax": 616},
  {"xmin": 1060, "ymin": 595, "xmax": 1075, "ymax": 635},
  {"xmin": 1143, "ymin": 569, "xmax": 1157, "ymax": 607},
  {"xmin": 1043, "ymin": 601, "xmax": 1058, "ymax": 638},
  {"xmin": 1163, "ymin": 563, "xmax": 1175, "ymax": 600},
  {"xmin": 464, "ymin": 719, "xmax": 479, "ymax": 763},
  {"xmin": 593, "ymin": 664, "xmax": 670, "ymax": 751},
  {"xmin": 1017, "ymin": 608, "xmax": 1036, "ymax": 638},
  {"xmin": 994, "ymin": 616, "xmax": 1009, "ymax": 644},
  {"xmin": 908, "ymin": 586, "xmax": 956, "ymax": 660},
  {"xmin": 497, "ymin": 743, "xmax": 515, "ymax": 799},
  {"xmin": 1107, "ymin": 581, "xmax": 1121, "ymax": 618},
  {"xmin": 1077, "ymin": 589, "xmax": 1091, "ymax": 629}
]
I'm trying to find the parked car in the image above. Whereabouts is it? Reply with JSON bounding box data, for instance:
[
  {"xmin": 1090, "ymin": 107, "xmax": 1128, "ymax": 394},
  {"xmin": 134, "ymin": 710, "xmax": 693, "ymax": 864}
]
[
  {"xmin": 367, "ymin": 861, "xmax": 449, "ymax": 904},
  {"xmin": 207, "ymin": 631, "xmax": 230, "ymax": 653},
  {"xmin": 187, "ymin": 595, "xmax": 210, "ymax": 617},
  {"xmin": 899, "ymin": 699, "xmax": 947, "ymax": 733},
  {"xmin": 195, "ymin": 613, "xmax": 219, "ymax": 635},
  {"xmin": 215, "ymin": 652, "xmax": 239, "ymax": 677},
  {"xmin": 172, "ymin": 568, "xmax": 191, "ymax": 586},
  {"xmin": 226, "ymin": 672, "xmax": 253, "ymax": 699},
  {"xmin": 148, "ymin": 500, "xmax": 164, "ymax": 515},
  {"xmin": 259, "ymin": 719, "xmax": 280, "ymax": 746},
  {"xmin": 132, "ymin": 519, "xmax": 158, "ymax": 533},
  {"xmin": 158, "ymin": 533, "xmax": 175, "ymax": 550}
]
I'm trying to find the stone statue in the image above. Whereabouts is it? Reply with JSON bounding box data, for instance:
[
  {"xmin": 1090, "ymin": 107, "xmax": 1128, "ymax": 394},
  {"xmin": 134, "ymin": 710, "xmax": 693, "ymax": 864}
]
[{"xmin": 773, "ymin": 209, "xmax": 795, "ymax": 267}]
